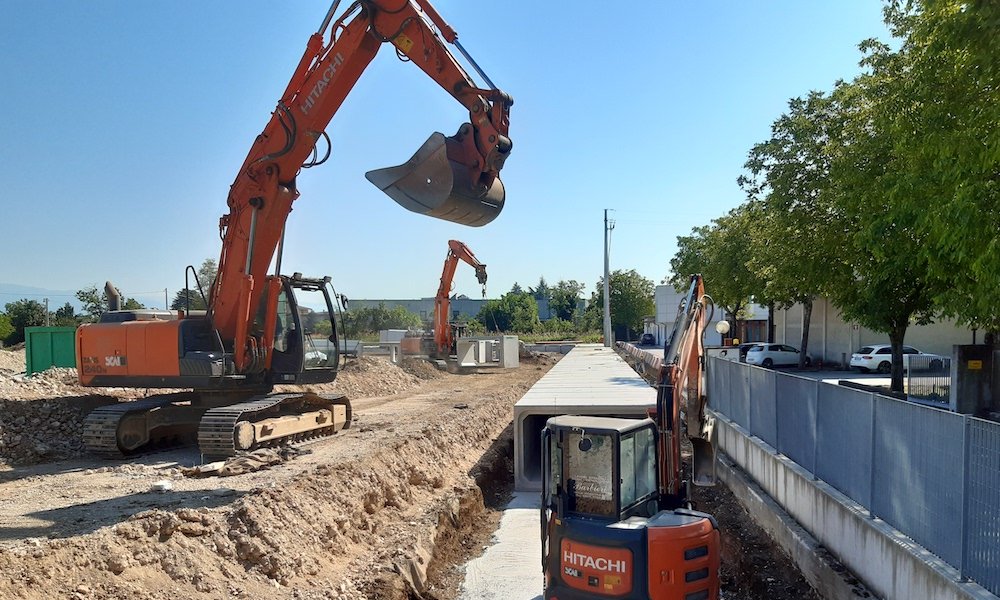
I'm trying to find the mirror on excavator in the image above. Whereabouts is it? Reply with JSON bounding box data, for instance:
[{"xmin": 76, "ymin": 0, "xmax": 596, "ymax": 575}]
[{"xmin": 365, "ymin": 123, "xmax": 506, "ymax": 227}]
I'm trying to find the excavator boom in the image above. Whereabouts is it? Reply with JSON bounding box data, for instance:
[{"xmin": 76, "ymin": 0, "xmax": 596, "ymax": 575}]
[
  {"xmin": 433, "ymin": 240, "xmax": 487, "ymax": 356},
  {"xmin": 76, "ymin": 1, "xmax": 511, "ymax": 459}
]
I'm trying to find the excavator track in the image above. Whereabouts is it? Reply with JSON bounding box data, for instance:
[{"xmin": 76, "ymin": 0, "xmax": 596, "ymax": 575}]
[
  {"xmin": 197, "ymin": 393, "xmax": 351, "ymax": 459},
  {"xmin": 82, "ymin": 396, "xmax": 194, "ymax": 457},
  {"xmin": 83, "ymin": 393, "xmax": 351, "ymax": 459}
]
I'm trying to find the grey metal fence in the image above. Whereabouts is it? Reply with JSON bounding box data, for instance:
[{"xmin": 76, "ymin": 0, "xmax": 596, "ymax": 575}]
[
  {"xmin": 907, "ymin": 354, "xmax": 952, "ymax": 405},
  {"xmin": 707, "ymin": 357, "xmax": 1000, "ymax": 596}
]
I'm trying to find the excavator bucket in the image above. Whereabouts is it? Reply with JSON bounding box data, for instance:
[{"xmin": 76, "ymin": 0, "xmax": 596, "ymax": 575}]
[{"xmin": 365, "ymin": 131, "xmax": 504, "ymax": 227}]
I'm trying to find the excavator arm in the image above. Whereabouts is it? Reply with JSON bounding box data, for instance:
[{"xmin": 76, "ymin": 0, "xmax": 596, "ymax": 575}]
[
  {"xmin": 209, "ymin": 0, "xmax": 512, "ymax": 370},
  {"xmin": 656, "ymin": 274, "xmax": 716, "ymax": 501},
  {"xmin": 434, "ymin": 240, "xmax": 487, "ymax": 355}
]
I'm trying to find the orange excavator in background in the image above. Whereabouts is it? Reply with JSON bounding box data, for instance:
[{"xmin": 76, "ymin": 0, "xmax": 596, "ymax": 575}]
[
  {"xmin": 540, "ymin": 275, "xmax": 720, "ymax": 599},
  {"xmin": 429, "ymin": 240, "xmax": 487, "ymax": 358},
  {"xmin": 75, "ymin": 0, "xmax": 512, "ymax": 457}
]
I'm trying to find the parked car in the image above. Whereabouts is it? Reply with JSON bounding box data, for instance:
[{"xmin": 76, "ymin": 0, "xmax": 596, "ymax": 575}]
[
  {"xmin": 745, "ymin": 343, "xmax": 811, "ymax": 368},
  {"xmin": 737, "ymin": 342, "xmax": 760, "ymax": 363},
  {"xmin": 849, "ymin": 344, "xmax": 947, "ymax": 374},
  {"xmin": 639, "ymin": 333, "xmax": 656, "ymax": 346}
]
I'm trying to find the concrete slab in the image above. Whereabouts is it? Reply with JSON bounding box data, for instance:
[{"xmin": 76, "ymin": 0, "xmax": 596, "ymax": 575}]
[
  {"xmin": 513, "ymin": 344, "xmax": 654, "ymax": 492},
  {"xmin": 459, "ymin": 492, "xmax": 542, "ymax": 600}
]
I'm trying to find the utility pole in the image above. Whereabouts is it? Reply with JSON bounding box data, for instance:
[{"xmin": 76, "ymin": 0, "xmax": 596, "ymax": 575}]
[
  {"xmin": 603, "ymin": 209, "xmax": 614, "ymax": 347},
  {"xmin": 164, "ymin": 288, "xmax": 168, "ymax": 310},
  {"xmin": 44, "ymin": 297, "xmax": 50, "ymax": 327}
]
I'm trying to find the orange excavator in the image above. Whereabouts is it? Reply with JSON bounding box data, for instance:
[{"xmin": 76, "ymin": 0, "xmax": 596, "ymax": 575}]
[
  {"xmin": 75, "ymin": 0, "xmax": 512, "ymax": 457},
  {"xmin": 540, "ymin": 275, "xmax": 720, "ymax": 599},
  {"xmin": 428, "ymin": 240, "xmax": 487, "ymax": 358}
]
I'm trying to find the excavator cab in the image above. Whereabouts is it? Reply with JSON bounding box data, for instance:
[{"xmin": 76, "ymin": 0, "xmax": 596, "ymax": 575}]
[
  {"xmin": 541, "ymin": 415, "xmax": 721, "ymax": 600},
  {"xmin": 266, "ymin": 274, "xmax": 341, "ymax": 385},
  {"xmin": 365, "ymin": 124, "xmax": 507, "ymax": 227}
]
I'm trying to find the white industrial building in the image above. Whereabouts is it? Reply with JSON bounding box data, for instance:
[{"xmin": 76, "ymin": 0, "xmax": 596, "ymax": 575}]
[{"xmin": 647, "ymin": 285, "xmax": 976, "ymax": 367}]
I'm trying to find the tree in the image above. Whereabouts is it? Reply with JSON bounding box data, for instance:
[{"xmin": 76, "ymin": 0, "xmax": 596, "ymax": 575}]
[
  {"xmin": 52, "ymin": 302, "xmax": 79, "ymax": 327},
  {"xmin": 529, "ymin": 277, "xmax": 551, "ymax": 303},
  {"xmin": 4, "ymin": 299, "xmax": 46, "ymax": 345},
  {"xmin": 77, "ymin": 285, "xmax": 145, "ymax": 322},
  {"xmin": 822, "ymin": 69, "xmax": 942, "ymax": 391},
  {"xmin": 873, "ymin": 1, "xmax": 1000, "ymax": 337},
  {"xmin": 171, "ymin": 288, "xmax": 207, "ymax": 311},
  {"xmin": 549, "ymin": 280, "xmax": 585, "ymax": 322},
  {"xmin": 0, "ymin": 314, "xmax": 14, "ymax": 345},
  {"xmin": 740, "ymin": 91, "xmax": 847, "ymax": 367},
  {"xmin": 477, "ymin": 292, "xmax": 539, "ymax": 333},
  {"xmin": 669, "ymin": 206, "xmax": 759, "ymax": 338},
  {"xmin": 509, "ymin": 282, "xmax": 524, "ymax": 295},
  {"xmin": 583, "ymin": 270, "xmax": 654, "ymax": 341},
  {"xmin": 343, "ymin": 303, "xmax": 421, "ymax": 337}
]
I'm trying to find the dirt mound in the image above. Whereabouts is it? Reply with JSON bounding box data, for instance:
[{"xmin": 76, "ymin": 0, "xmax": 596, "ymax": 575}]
[
  {"xmin": 0, "ymin": 366, "xmax": 547, "ymax": 600},
  {"xmin": 1, "ymin": 356, "xmax": 425, "ymax": 468},
  {"xmin": 0, "ymin": 348, "xmax": 25, "ymax": 373},
  {"xmin": 399, "ymin": 357, "xmax": 444, "ymax": 380}
]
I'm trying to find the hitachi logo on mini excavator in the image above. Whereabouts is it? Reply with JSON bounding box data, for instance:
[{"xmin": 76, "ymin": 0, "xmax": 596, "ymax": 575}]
[
  {"xmin": 563, "ymin": 551, "xmax": 627, "ymax": 573},
  {"xmin": 300, "ymin": 53, "xmax": 345, "ymax": 115}
]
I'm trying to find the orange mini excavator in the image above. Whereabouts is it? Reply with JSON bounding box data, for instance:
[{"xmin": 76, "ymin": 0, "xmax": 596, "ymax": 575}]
[
  {"xmin": 541, "ymin": 275, "xmax": 721, "ymax": 599},
  {"xmin": 76, "ymin": 0, "xmax": 512, "ymax": 458}
]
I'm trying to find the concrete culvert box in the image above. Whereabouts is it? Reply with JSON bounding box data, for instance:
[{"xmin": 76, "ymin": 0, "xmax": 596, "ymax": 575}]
[{"xmin": 513, "ymin": 345, "xmax": 655, "ymax": 492}]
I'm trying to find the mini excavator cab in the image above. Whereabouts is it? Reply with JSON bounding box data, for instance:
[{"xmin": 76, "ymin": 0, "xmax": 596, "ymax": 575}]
[{"xmin": 541, "ymin": 417, "xmax": 720, "ymax": 600}]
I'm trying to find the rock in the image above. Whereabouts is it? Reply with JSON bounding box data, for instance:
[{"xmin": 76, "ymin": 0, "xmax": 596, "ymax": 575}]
[{"xmin": 151, "ymin": 480, "xmax": 173, "ymax": 492}]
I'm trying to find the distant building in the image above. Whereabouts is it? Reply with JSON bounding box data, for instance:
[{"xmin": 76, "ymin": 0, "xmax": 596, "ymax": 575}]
[
  {"xmin": 645, "ymin": 285, "xmax": 767, "ymax": 347},
  {"xmin": 646, "ymin": 286, "xmax": 977, "ymax": 366}
]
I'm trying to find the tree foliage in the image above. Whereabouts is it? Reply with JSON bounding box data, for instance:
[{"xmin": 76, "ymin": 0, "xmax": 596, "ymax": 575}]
[
  {"xmin": 549, "ymin": 280, "xmax": 585, "ymax": 322},
  {"xmin": 343, "ymin": 303, "xmax": 421, "ymax": 337},
  {"xmin": 477, "ymin": 291, "xmax": 540, "ymax": 333},
  {"xmin": 584, "ymin": 269, "xmax": 654, "ymax": 340},
  {"xmin": 4, "ymin": 299, "xmax": 46, "ymax": 345},
  {"xmin": 669, "ymin": 206, "xmax": 759, "ymax": 325},
  {"xmin": 77, "ymin": 285, "xmax": 145, "ymax": 322},
  {"xmin": 0, "ymin": 314, "xmax": 15, "ymax": 345}
]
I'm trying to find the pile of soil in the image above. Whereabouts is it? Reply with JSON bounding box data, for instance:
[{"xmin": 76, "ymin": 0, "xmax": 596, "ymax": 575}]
[
  {"xmin": 0, "ymin": 351, "xmax": 449, "ymax": 468},
  {"xmin": 0, "ymin": 357, "xmax": 554, "ymax": 600}
]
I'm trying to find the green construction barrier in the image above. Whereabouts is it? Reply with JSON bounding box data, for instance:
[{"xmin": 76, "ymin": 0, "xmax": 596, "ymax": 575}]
[{"xmin": 24, "ymin": 326, "xmax": 77, "ymax": 375}]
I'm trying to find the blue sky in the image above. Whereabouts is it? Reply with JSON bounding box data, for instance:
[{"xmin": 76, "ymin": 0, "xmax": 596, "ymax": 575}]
[{"xmin": 0, "ymin": 1, "xmax": 890, "ymax": 308}]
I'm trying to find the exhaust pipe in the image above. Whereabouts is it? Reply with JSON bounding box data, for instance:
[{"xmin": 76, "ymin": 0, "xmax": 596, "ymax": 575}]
[
  {"xmin": 105, "ymin": 281, "xmax": 121, "ymax": 312},
  {"xmin": 365, "ymin": 124, "xmax": 507, "ymax": 227}
]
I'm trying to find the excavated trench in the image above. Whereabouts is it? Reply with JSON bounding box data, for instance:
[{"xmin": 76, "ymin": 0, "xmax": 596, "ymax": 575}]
[{"xmin": 363, "ymin": 424, "xmax": 516, "ymax": 600}]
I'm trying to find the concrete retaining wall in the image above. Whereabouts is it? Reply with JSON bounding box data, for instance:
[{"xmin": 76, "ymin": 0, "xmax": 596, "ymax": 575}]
[{"xmin": 716, "ymin": 414, "xmax": 998, "ymax": 600}]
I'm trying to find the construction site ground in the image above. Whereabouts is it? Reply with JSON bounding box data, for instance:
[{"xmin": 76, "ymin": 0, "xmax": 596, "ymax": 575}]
[{"xmin": 1, "ymin": 347, "xmax": 820, "ymax": 600}]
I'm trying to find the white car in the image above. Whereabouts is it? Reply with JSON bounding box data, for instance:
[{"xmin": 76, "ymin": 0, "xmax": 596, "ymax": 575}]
[
  {"xmin": 849, "ymin": 344, "xmax": 947, "ymax": 374},
  {"xmin": 745, "ymin": 343, "xmax": 810, "ymax": 368}
]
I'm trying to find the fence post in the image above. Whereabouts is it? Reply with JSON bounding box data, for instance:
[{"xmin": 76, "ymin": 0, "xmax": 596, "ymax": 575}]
[
  {"xmin": 869, "ymin": 394, "xmax": 877, "ymax": 520},
  {"xmin": 959, "ymin": 415, "xmax": 971, "ymax": 581},
  {"xmin": 813, "ymin": 381, "xmax": 819, "ymax": 481},
  {"xmin": 774, "ymin": 371, "xmax": 780, "ymax": 457}
]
